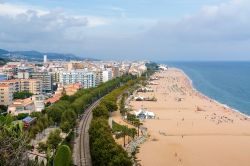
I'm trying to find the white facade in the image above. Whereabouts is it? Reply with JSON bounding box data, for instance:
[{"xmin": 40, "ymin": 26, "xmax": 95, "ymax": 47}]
[
  {"xmin": 32, "ymin": 95, "xmax": 45, "ymax": 112},
  {"xmin": 44, "ymin": 55, "xmax": 47, "ymax": 63},
  {"xmin": 17, "ymin": 72, "xmax": 30, "ymax": 79},
  {"xmin": 59, "ymin": 70, "xmax": 96, "ymax": 88},
  {"xmin": 102, "ymin": 70, "xmax": 112, "ymax": 83}
]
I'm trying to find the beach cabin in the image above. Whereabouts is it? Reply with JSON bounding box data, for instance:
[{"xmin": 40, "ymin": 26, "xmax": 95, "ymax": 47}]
[
  {"xmin": 135, "ymin": 96, "xmax": 144, "ymax": 101},
  {"xmin": 134, "ymin": 109, "xmax": 155, "ymax": 119},
  {"xmin": 137, "ymin": 87, "xmax": 154, "ymax": 93}
]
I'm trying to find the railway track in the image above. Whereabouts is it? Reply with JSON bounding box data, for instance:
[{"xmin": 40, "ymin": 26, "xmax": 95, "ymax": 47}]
[{"xmin": 75, "ymin": 99, "xmax": 101, "ymax": 166}]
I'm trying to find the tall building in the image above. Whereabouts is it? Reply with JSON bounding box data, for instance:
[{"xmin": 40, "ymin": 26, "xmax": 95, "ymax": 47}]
[
  {"xmin": 112, "ymin": 66, "xmax": 120, "ymax": 78},
  {"xmin": 50, "ymin": 72, "xmax": 60, "ymax": 83},
  {"xmin": 94, "ymin": 70, "xmax": 103, "ymax": 86},
  {"xmin": 59, "ymin": 70, "xmax": 96, "ymax": 88},
  {"xmin": 17, "ymin": 66, "xmax": 33, "ymax": 79},
  {"xmin": 30, "ymin": 72, "xmax": 52, "ymax": 92},
  {"xmin": 0, "ymin": 83, "xmax": 13, "ymax": 106},
  {"xmin": 44, "ymin": 55, "xmax": 47, "ymax": 63},
  {"xmin": 102, "ymin": 69, "xmax": 112, "ymax": 83}
]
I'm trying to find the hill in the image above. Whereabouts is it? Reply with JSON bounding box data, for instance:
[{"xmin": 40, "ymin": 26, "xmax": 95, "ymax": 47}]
[
  {"xmin": 0, "ymin": 48, "xmax": 96, "ymax": 61},
  {"xmin": 0, "ymin": 57, "xmax": 9, "ymax": 65}
]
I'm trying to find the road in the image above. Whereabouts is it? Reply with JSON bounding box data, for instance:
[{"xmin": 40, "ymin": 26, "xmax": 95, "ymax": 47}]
[{"xmin": 73, "ymin": 99, "xmax": 101, "ymax": 166}]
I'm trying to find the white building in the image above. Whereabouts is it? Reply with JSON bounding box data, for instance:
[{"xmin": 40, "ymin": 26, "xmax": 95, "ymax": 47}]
[
  {"xmin": 59, "ymin": 70, "xmax": 96, "ymax": 88},
  {"xmin": 102, "ymin": 69, "xmax": 112, "ymax": 83},
  {"xmin": 17, "ymin": 72, "xmax": 30, "ymax": 79},
  {"xmin": 44, "ymin": 55, "xmax": 47, "ymax": 63},
  {"xmin": 32, "ymin": 95, "xmax": 45, "ymax": 112}
]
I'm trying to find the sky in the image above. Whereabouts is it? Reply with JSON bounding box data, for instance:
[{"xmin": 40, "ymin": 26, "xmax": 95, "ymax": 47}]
[{"xmin": 0, "ymin": 0, "xmax": 250, "ymax": 61}]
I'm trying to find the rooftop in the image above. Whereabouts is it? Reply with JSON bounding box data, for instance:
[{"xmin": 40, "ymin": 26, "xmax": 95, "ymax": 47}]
[{"xmin": 0, "ymin": 83, "xmax": 10, "ymax": 88}]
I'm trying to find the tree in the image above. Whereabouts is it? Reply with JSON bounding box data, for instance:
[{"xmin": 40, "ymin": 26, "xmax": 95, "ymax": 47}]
[
  {"xmin": 60, "ymin": 121, "xmax": 71, "ymax": 133},
  {"xmin": 0, "ymin": 105, "xmax": 8, "ymax": 113},
  {"xmin": 121, "ymin": 126, "xmax": 129, "ymax": 147},
  {"xmin": 47, "ymin": 129, "xmax": 62, "ymax": 153},
  {"xmin": 134, "ymin": 119, "xmax": 142, "ymax": 137},
  {"xmin": 13, "ymin": 91, "xmax": 33, "ymax": 99},
  {"xmin": 92, "ymin": 104, "xmax": 109, "ymax": 118},
  {"xmin": 0, "ymin": 115, "xmax": 29, "ymax": 166},
  {"xmin": 15, "ymin": 113, "xmax": 29, "ymax": 120},
  {"xmin": 102, "ymin": 100, "xmax": 118, "ymax": 112},
  {"xmin": 128, "ymin": 128, "xmax": 137, "ymax": 139},
  {"xmin": 53, "ymin": 145, "xmax": 72, "ymax": 166}
]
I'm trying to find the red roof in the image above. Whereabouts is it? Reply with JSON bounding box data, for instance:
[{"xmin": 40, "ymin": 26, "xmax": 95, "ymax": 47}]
[
  {"xmin": 45, "ymin": 95, "xmax": 61, "ymax": 104},
  {"xmin": 0, "ymin": 83, "xmax": 10, "ymax": 87}
]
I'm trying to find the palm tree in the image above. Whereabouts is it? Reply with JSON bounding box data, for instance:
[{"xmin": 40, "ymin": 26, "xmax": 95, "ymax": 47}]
[
  {"xmin": 128, "ymin": 128, "xmax": 137, "ymax": 139},
  {"xmin": 121, "ymin": 126, "xmax": 129, "ymax": 147},
  {"xmin": 134, "ymin": 119, "xmax": 142, "ymax": 137}
]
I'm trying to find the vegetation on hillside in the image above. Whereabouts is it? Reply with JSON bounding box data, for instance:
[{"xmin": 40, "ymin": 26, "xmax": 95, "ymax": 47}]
[
  {"xmin": 0, "ymin": 115, "xmax": 29, "ymax": 166},
  {"xmin": 0, "ymin": 57, "xmax": 9, "ymax": 65},
  {"xmin": 89, "ymin": 78, "xmax": 143, "ymax": 166}
]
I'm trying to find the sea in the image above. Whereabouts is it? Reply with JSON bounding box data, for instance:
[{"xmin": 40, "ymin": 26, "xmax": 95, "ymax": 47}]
[{"xmin": 163, "ymin": 61, "xmax": 250, "ymax": 116}]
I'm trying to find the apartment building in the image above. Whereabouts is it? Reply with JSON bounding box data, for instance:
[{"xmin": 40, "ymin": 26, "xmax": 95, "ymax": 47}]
[
  {"xmin": 20, "ymin": 79, "xmax": 42, "ymax": 94},
  {"xmin": 0, "ymin": 79, "xmax": 42, "ymax": 94},
  {"xmin": 102, "ymin": 69, "xmax": 113, "ymax": 83},
  {"xmin": 0, "ymin": 79, "xmax": 21, "ymax": 92},
  {"xmin": 30, "ymin": 72, "xmax": 52, "ymax": 92},
  {"xmin": 50, "ymin": 71, "xmax": 60, "ymax": 83},
  {"xmin": 112, "ymin": 66, "xmax": 120, "ymax": 78},
  {"xmin": 59, "ymin": 70, "xmax": 96, "ymax": 88},
  {"xmin": 0, "ymin": 84, "xmax": 13, "ymax": 106},
  {"xmin": 94, "ymin": 70, "xmax": 103, "ymax": 86}
]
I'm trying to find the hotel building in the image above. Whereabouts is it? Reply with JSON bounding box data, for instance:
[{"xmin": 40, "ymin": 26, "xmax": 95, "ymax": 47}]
[{"xmin": 59, "ymin": 70, "xmax": 96, "ymax": 88}]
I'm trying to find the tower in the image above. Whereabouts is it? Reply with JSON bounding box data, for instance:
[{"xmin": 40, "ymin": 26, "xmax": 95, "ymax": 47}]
[{"xmin": 44, "ymin": 55, "xmax": 47, "ymax": 63}]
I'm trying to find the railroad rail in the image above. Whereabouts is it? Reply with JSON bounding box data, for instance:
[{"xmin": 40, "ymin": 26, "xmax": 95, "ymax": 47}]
[{"xmin": 74, "ymin": 99, "xmax": 101, "ymax": 166}]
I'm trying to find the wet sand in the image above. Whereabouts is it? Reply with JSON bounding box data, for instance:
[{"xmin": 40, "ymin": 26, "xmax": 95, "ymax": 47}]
[{"xmin": 131, "ymin": 68, "xmax": 250, "ymax": 166}]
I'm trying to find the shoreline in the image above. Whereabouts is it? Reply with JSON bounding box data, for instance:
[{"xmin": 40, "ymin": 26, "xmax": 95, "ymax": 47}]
[
  {"xmin": 131, "ymin": 68, "xmax": 250, "ymax": 166},
  {"xmin": 174, "ymin": 67, "xmax": 250, "ymax": 119}
]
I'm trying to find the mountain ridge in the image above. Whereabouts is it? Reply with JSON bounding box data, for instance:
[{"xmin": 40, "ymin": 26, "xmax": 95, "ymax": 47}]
[{"xmin": 0, "ymin": 48, "xmax": 97, "ymax": 61}]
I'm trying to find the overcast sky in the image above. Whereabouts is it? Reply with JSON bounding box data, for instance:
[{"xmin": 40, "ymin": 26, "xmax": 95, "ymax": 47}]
[{"xmin": 0, "ymin": 0, "xmax": 250, "ymax": 61}]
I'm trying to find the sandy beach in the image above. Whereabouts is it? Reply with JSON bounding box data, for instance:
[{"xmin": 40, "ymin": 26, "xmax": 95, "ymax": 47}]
[{"xmin": 130, "ymin": 68, "xmax": 250, "ymax": 166}]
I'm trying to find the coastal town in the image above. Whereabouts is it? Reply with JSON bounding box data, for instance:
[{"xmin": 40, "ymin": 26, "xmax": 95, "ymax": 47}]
[
  {"xmin": 0, "ymin": 55, "xmax": 150, "ymax": 165},
  {"xmin": 0, "ymin": 55, "xmax": 147, "ymax": 115},
  {"xmin": 1, "ymin": 0, "xmax": 250, "ymax": 165},
  {"xmin": 1, "ymin": 54, "xmax": 250, "ymax": 166}
]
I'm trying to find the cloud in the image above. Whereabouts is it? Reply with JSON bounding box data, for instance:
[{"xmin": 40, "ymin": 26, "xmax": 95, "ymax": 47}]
[
  {"xmin": 1, "ymin": 0, "xmax": 250, "ymax": 60},
  {"xmin": 147, "ymin": 0, "xmax": 250, "ymax": 42},
  {"xmin": 78, "ymin": 0, "xmax": 250, "ymax": 60},
  {"xmin": 133, "ymin": 0, "xmax": 250, "ymax": 60},
  {"xmin": 0, "ymin": 3, "xmax": 108, "ymax": 46}
]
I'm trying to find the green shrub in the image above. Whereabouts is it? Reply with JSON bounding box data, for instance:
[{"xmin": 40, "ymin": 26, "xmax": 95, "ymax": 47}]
[{"xmin": 53, "ymin": 145, "xmax": 72, "ymax": 166}]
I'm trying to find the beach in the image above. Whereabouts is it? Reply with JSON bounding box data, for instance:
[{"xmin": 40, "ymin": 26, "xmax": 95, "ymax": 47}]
[{"xmin": 131, "ymin": 68, "xmax": 250, "ymax": 166}]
